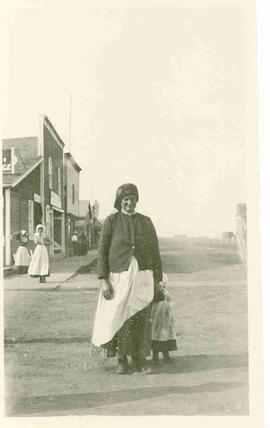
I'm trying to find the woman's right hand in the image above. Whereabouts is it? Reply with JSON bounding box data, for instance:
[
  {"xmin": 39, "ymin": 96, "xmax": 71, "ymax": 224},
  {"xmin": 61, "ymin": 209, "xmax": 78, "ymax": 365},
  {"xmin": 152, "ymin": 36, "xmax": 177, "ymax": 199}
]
[{"xmin": 100, "ymin": 279, "xmax": 114, "ymax": 300}]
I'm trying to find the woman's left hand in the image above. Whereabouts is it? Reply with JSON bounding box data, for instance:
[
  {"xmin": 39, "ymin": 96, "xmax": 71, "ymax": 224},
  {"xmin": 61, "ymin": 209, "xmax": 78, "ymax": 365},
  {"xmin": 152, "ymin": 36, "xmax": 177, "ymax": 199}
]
[
  {"xmin": 101, "ymin": 279, "xmax": 114, "ymax": 300},
  {"xmin": 159, "ymin": 280, "xmax": 166, "ymax": 290}
]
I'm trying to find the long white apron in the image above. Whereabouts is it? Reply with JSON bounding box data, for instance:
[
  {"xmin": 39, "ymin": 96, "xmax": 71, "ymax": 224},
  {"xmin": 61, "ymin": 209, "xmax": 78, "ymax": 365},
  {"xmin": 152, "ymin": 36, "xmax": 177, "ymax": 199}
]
[
  {"xmin": 15, "ymin": 246, "xmax": 31, "ymax": 266},
  {"xmin": 92, "ymin": 257, "xmax": 154, "ymax": 347},
  {"xmin": 151, "ymin": 292, "xmax": 176, "ymax": 341},
  {"xmin": 28, "ymin": 244, "xmax": 49, "ymax": 276}
]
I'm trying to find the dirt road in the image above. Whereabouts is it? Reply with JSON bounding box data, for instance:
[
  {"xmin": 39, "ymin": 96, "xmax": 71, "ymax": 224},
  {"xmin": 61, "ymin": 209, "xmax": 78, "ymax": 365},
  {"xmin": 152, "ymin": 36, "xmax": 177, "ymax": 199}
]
[{"xmin": 4, "ymin": 243, "xmax": 248, "ymax": 416}]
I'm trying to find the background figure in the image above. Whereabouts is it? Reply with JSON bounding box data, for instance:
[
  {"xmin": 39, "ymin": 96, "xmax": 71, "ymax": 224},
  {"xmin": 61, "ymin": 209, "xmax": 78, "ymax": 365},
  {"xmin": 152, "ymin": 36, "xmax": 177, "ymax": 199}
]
[
  {"xmin": 236, "ymin": 203, "xmax": 247, "ymax": 265},
  {"xmin": 71, "ymin": 231, "xmax": 79, "ymax": 256},
  {"xmin": 28, "ymin": 224, "xmax": 50, "ymax": 283},
  {"xmin": 14, "ymin": 230, "xmax": 31, "ymax": 274},
  {"xmin": 79, "ymin": 232, "xmax": 88, "ymax": 256}
]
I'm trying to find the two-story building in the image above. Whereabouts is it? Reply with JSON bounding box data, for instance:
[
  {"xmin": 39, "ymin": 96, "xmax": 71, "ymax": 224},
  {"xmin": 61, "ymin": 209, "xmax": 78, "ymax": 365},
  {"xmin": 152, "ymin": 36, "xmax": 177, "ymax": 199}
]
[
  {"xmin": 64, "ymin": 152, "xmax": 81, "ymax": 256},
  {"xmin": 2, "ymin": 115, "xmax": 67, "ymax": 267},
  {"xmin": 40, "ymin": 116, "xmax": 65, "ymax": 257},
  {"xmin": 2, "ymin": 138, "xmax": 43, "ymax": 267}
]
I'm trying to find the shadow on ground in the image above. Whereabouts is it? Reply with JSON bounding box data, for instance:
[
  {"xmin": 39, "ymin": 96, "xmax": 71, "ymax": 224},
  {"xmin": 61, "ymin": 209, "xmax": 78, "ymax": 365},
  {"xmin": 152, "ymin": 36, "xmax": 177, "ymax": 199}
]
[
  {"xmin": 6, "ymin": 352, "xmax": 248, "ymax": 416},
  {"xmin": 103, "ymin": 352, "xmax": 249, "ymax": 375},
  {"xmin": 76, "ymin": 258, "xmax": 97, "ymax": 274},
  {"xmin": 7, "ymin": 380, "xmax": 246, "ymax": 416}
]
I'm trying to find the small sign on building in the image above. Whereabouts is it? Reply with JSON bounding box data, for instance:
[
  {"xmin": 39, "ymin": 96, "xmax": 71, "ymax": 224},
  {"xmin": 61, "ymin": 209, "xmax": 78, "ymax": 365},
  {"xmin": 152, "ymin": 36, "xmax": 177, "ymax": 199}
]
[
  {"xmin": 34, "ymin": 193, "xmax": 41, "ymax": 203},
  {"xmin": 2, "ymin": 148, "xmax": 17, "ymax": 173},
  {"xmin": 50, "ymin": 190, "xmax": 62, "ymax": 209}
]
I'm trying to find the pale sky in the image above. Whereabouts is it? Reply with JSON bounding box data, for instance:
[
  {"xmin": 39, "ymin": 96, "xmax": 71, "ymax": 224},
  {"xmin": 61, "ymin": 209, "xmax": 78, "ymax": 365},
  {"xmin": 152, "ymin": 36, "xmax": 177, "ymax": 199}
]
[{"xmin": 2, "ymin": 0, "xmax": 249, "ymax": 237}]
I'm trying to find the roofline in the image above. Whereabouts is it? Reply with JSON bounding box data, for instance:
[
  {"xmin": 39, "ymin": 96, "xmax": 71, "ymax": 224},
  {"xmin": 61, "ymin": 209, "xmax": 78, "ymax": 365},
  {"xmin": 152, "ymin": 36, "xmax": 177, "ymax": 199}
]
[
  {"xmin": 79, "ymin": 200, "xmax": 91, "ymax": 204},
  {"xmin": 65, "ymin": 152, "xmax": 82, "ymax": 172},
  {"xmin": 2, "ymin": 136, "xmax": 38, "ymax": 142},
  {"xmin": 3, "ymin": 158, "xmax": 43, "ymax": 189},
  {"xmin": 43, "ymin": 115, "xmax": 65, "ymax": 148}
]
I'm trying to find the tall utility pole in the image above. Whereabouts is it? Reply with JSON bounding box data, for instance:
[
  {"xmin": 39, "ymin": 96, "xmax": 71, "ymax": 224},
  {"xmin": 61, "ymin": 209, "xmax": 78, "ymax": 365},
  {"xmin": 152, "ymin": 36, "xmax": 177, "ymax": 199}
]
[{"xmin": 69, "ymin": 94, "xmax": 72, "ymax": 152}]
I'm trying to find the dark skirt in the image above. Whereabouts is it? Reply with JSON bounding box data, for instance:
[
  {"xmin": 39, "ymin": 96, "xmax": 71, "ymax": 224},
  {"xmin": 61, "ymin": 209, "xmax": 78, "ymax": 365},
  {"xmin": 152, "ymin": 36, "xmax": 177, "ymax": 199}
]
[
  {"xmin": 16, "ymin": 266, "xmax": 28, "ymax": 274},
  {"xmin": 102, "ymin": 304, "xmax": 152, "ymax": 359},
  {"xmin": 152, "ymin": 339, "xmax": 178, "ymax": 353}
]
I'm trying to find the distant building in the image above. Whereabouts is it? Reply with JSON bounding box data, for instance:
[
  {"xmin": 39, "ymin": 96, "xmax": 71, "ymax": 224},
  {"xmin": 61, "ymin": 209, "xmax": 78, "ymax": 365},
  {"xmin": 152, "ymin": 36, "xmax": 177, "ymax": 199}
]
[
  {"xmin": 75, "ymin": 200, "xmax": 92, "ymax": 249},
  {"xmin": 64, "ymin": 153, "xmax": 81, "ymax": 256},
  {"xmin": 76, "ymin": 200, "xmax": 102, "ymax": 249},
  {"xmin": 174, "ymin": 234, "xmax": 188, "ymax": 241},
  {"xmin": 90, "ymin": 200, "xmax": 102, "ymax": 248},
  {"xmin": 236, "ymin": 203, "xmax": 247, "ymax": 264}
]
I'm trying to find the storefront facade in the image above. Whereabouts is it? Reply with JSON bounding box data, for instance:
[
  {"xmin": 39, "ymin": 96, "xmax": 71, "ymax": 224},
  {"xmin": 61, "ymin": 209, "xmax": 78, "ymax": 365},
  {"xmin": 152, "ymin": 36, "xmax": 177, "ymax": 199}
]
[
  {"xmin": 40, "ymin": 116, "xmax": 66, "ymax": 258},
  {"xmin": 64, "ymin": 153, "xmax": 81, "ymax": 256},
  {"xmin": 2, "ymin": 156, "xmax": 43, "ymax": 267},
  {"xmin": 2, "ymin": 115, "xmax": 68, "ymax": 266}
]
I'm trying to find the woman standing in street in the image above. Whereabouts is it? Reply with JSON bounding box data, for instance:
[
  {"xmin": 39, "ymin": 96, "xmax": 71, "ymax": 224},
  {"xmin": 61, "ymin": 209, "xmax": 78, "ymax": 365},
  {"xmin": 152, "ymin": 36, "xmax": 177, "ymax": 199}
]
[
  {"xmin": 14, "ymin": 230, "xmax": 31, "ymax": 274},
  {"xmin": 91, "ymin": 183, "xmax": 164, "ymax": 374},
  {"xmin": 28, "ymin": 224, "xmax": 50, "ymax": 283}
]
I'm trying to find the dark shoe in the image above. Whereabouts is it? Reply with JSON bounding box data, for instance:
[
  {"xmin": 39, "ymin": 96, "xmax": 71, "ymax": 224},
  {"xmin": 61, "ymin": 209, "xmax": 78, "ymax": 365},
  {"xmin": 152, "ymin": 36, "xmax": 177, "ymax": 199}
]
[
  {"xmin": 116, "ymin": 357, "xmax": 128, "ymax": 374},
  {"xmin": 142, "ymin": 367, "xmax": 153, "ymax": 374},
  {"xmin": 152, "ymin": 350, "xmax": 160, "ymax": 365},
  {"xmin": 132, "ymin": 355, "xmax": 142, "ymax": 371},
  {"xmin": 163, "ymin": 352, "xmax": 174, "ymax": 363},
  {"xmin": 133, "ymin": 364, "xmax": 153, "ymax": 375},
  {"xmin": 132, "ymin": 356, "xmax": 152, "ymax": 373},
  {"xmin": 117, "ymin": 361, "xmax": 128, "ymax": 374}
]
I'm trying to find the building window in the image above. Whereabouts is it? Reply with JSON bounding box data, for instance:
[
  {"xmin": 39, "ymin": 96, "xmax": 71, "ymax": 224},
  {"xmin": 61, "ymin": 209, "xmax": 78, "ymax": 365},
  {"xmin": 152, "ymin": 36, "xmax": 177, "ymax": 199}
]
[
  {"xmin": 72, "ymin": 184, "xmax": 75, "ymax": 204},
  {"xmin": 57, "ymin": 167, "xmax": 61, "ymax": 196},
  {"xmin": 28, "ymin": 200, "xmax": 34, "ymax": 238},
  {"xmin": 48, "ymin": 157, "xmax": 53, "ymax": 189}
]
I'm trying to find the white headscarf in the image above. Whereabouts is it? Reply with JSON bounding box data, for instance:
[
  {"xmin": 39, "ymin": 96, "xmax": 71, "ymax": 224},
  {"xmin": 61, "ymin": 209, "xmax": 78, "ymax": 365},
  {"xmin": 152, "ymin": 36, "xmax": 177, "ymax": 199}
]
[{"xmin": 34, "ymin": 224, "xmax": 46, "ymax": 238}]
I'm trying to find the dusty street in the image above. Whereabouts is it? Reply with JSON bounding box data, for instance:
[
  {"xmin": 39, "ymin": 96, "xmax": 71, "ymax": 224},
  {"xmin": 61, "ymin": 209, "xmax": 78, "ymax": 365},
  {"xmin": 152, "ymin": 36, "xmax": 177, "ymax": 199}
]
[{"xmin": 4, "ymin": 241, "xmax": 248, "ymax": 416}]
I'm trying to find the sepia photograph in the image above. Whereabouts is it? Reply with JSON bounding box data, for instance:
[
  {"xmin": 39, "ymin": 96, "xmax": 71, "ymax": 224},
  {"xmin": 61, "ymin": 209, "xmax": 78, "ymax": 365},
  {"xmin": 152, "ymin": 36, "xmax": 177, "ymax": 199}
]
[{"xmin": 0, "ymin": 0, "xmax": 263, "ymax": 425}]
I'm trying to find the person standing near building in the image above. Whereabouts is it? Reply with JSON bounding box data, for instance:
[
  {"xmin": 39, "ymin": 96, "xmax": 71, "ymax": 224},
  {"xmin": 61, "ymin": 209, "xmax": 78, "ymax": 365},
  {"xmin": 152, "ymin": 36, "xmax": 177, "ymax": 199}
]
[
  {"xmin": 14, "ymin": 230, "xmax": 31, "ymax": 274},
  {"xmin": 79, "ymin": 232, "xmax": 88, "ymax": 255},
  {"xmin": 71, "ymin": 231, "xmax": 79, "ymax": 256},
  {"xmin": 28, "ymin": 224, "xmax": 50, "ymax": 283}
]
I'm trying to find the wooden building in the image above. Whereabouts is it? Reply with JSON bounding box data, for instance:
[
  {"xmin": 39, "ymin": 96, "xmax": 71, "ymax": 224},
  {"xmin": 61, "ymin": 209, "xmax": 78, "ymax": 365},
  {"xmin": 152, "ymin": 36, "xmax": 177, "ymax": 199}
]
[
  {"xmin": 64, "ymin": 153, "xmax": 81, "ymax": 256},
  {"xmin": 2, "ymin": 115, "xmax": 67, "ymax": 267}
]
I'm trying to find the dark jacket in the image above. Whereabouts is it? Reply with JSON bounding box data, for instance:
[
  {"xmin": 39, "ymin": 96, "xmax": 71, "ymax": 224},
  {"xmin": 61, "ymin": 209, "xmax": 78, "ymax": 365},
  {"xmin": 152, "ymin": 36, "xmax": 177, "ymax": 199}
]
[{"xmin": 97, "ymin": 211, "xmax": 163, "ymax": 281}]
